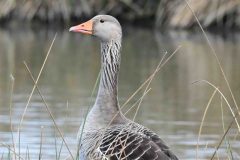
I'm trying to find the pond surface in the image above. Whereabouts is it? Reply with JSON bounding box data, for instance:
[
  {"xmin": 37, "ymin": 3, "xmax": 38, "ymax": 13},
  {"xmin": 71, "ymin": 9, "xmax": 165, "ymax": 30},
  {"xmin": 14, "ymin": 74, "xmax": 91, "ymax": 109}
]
[{"xmin": 0, "ymin": 26, "xmax": 240, "ymax": 159}]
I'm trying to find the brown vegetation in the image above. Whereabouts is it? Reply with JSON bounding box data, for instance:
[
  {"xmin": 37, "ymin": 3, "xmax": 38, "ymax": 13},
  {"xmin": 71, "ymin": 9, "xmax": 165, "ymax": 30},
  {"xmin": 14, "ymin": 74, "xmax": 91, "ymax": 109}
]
[{"xmin": 0, "ymin": 0, "xmax": 240, "ymax": 28}]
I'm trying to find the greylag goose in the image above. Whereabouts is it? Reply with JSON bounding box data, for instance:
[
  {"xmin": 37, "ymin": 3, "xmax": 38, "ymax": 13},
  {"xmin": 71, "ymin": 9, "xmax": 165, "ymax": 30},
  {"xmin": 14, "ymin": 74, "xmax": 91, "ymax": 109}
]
[{"xmin": 70, "ymin": 15, "xmax": 178, "ymax": 160}]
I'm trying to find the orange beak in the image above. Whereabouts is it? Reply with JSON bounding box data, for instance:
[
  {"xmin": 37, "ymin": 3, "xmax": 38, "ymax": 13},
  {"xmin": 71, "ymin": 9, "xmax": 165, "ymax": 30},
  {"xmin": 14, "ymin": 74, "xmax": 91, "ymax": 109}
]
[{"xmin": 69, "ymin": 19, "xmax": 93, "ymax": 35}]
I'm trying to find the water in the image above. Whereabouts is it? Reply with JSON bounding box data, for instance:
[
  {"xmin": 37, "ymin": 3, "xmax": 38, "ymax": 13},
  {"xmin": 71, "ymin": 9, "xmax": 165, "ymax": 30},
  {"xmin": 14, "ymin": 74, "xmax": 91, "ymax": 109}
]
[{"xmin": 0, "ymin": 27, "xmax": 240, "ymax": 159}]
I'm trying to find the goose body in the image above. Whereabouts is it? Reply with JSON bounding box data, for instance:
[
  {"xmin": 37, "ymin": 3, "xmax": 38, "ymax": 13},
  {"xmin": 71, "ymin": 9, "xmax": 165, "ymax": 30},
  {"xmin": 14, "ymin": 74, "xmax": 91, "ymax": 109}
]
[{"xmin": 70, "ymin": 15, "xmax": 178, "ymax": 160}]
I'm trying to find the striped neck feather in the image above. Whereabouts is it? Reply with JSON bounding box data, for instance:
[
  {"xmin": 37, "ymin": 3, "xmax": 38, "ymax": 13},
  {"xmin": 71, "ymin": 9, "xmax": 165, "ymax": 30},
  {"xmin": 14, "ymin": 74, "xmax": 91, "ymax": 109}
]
[
  {"xmin": 99, "ymin": 40, "xmax": 121, "ymax": 92},
  {"xmin": 89, "ymin": 39, "xmax": 127, "ymax": 126}
]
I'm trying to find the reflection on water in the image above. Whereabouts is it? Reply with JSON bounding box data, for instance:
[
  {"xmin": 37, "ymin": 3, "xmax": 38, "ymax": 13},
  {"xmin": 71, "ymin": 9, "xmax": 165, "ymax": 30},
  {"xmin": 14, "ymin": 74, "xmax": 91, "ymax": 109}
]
[{"xmin": 0, "ymin": 27, "xmax": 240, "ymax": 159}]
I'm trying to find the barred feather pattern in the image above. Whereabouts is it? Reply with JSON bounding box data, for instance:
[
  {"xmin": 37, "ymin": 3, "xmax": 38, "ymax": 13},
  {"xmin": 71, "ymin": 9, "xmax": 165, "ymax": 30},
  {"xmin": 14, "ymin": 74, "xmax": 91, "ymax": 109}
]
[
  {"xmin": 79, "ymin": 122, "xmax": 178, "ymax": 160},
  {"xmin": 78, "ymin": 31, "xmax": 178, "ymax": 159},
  {"xmin": 100, "ymin": 40, "xmax": 121, "ymax": 91}
]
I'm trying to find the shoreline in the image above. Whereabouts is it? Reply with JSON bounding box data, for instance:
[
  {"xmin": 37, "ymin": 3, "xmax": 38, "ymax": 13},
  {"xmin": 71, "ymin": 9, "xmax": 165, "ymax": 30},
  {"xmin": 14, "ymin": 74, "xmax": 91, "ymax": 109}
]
[{"xmin": 0, "ymin": 0, "xmax": 239, "ymax": 30}]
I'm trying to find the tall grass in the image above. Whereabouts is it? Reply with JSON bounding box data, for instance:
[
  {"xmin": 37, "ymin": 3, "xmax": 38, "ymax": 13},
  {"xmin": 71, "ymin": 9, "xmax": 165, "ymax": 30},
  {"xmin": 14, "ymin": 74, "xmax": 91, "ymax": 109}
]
[
  {"xmin": 184, "ymin": 0, "xmax": 240, "ymax": 159},
  {"xmin": 0, "ymin": 34, "xmax": 76, "ymax": 160},
  {"xmin": 1, "ymin": 3, "xmax": 240, "ymax": 159},
  {"xmin": 9, "ymin": 75, "xmax": 16, "ymax": 160}
]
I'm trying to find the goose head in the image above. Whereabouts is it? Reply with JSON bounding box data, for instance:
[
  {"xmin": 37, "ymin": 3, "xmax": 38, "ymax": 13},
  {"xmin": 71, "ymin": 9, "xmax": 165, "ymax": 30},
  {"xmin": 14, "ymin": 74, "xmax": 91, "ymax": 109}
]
[{"xmin": 69, "ymin": 15, "xmax": 122, "ymax": 42}]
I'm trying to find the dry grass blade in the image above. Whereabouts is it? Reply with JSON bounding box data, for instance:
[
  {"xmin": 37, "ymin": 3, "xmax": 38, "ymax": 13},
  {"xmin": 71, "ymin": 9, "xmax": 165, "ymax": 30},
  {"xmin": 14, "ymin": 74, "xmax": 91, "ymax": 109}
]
[
  {"xmin": 23, "ymin": 62, "xmax": 74, "ymax": 160},
  {"xmin": 220, "ymin": 96, "xmax": 234, "ymax": 160},
  {"xmin": 91, "ymin": 70, "xmax": 101, "ymax": 97},
  {"xmin": 193, "ymin": 80, "xmax": 240, "ymax": 132},
  {"xmin": 124, "ymin": 88, "xmax": 151, "ymax": 115},
  {"xmin": 196, "ymin": 88, "xmax": 218, "ymax": 159},
  {"xmin": 39, "ymin": 126, "xmax": 43, "ymax": 160},
  {"xmin": 183, "ymin": 1, "xmax": 240, "ymax": 158},
  {"xmin": 54, "ymin": 129, "xmax": 58, "ymax": 160},
  {"xmin": 0, "ymin": 143, "xmax": 23, "ymax": 160},
  {"xmin": 26, "ymin": 146, "xmax": 30, "ymax": 160},
  {"xmin": 121, "ymin": 45, "xmax": 182, "ymax": 109},
  {"xmin": 193, "ymin": 80, "xmax": 240, "ymax": 159},
  {"xmin": 184, "ymin": 0, "xmax": 240, "ymax": 118},
  {"xmin": 9, "ymin": 74, "xmax": 16, "ymax": 160},
  {"xmin": 210, "ymin": 119, "xmax": 235, "ymax": 160},
  {"xmin": 57, "ymin": 140, "xmax": 64, "ymax": 160},
  {"xmin": 57, "ymin": 101, "xmax": 69, "ymax": 160},
  {"xmin": 132, "ymin": 51, "xmax": 167, "ymax": 121},
  {"xmin": 17, "ymin": 34, "xmax": 57, "ymax": 154}
]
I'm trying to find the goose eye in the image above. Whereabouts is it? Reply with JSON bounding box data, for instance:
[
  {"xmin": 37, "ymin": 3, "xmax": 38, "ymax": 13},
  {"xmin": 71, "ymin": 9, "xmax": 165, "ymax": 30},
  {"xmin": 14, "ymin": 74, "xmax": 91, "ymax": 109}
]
[{"xmin": 100, "ymin": 19, "xmax": 105, "ymax": 23}]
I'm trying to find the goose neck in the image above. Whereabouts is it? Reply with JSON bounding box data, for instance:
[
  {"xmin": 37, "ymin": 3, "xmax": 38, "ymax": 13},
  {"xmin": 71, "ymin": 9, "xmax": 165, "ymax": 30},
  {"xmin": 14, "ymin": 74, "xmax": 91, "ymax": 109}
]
[{"xmin": 94, "ymin": 40, "xmax": 121, "ymax": 110}]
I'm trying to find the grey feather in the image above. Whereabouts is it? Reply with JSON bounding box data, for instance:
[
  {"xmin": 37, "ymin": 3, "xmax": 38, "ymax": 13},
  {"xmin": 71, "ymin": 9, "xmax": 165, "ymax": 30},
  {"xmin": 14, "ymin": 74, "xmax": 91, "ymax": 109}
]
[{"xmin": 75, "ymin": 15, "xmax": 178, "ymax": 160}]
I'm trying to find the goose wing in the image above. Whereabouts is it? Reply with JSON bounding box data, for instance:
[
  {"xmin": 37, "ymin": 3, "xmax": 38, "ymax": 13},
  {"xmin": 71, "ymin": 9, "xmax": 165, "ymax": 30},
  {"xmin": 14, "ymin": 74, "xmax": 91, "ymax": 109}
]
[{"xmin": 99, "ymin": 123, "xmax": 178, "ymax": 160}]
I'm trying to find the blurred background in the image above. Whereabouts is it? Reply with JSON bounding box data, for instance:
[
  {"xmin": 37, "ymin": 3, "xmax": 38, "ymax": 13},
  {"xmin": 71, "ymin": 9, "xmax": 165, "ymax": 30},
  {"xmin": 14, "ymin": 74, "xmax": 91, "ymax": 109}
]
[
  {"xmin": 0, "ymin": 0, "xmax": 240, "ymax": 159},
  {"xmin": 0, "ymin": 0, "xmax": 240, "ymax": 29}
]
